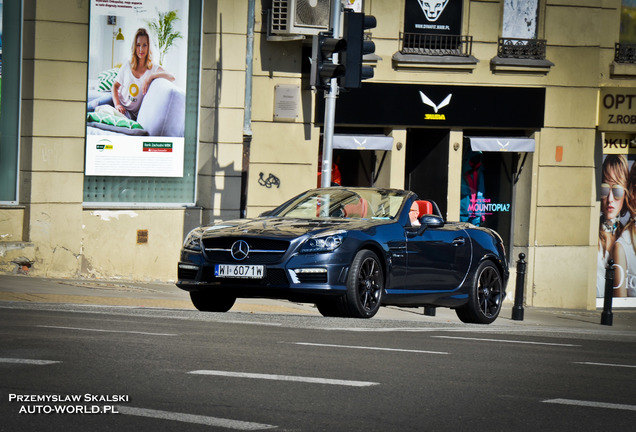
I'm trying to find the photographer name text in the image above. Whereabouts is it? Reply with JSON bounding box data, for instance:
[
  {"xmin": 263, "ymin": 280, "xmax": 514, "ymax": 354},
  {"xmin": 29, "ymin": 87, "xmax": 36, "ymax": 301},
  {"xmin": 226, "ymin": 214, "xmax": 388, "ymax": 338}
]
[{"xmin": 9, "ymin": 393, "xmax": 128, "ymax": 414}]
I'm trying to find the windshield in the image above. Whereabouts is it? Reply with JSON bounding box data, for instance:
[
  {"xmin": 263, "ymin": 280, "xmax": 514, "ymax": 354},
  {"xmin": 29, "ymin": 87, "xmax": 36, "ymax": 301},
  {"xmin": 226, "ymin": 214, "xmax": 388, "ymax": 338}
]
[{"xmin": 271, "ymin": 188, "xmax": 408, "ymax": 220}]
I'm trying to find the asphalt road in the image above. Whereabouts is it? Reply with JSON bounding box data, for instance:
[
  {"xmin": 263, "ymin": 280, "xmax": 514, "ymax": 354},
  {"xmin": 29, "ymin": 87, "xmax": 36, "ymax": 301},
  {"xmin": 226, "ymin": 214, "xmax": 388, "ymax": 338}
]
[{"xmin": 1, "ymin": 301, "xmax": 635, "ymax": 432}]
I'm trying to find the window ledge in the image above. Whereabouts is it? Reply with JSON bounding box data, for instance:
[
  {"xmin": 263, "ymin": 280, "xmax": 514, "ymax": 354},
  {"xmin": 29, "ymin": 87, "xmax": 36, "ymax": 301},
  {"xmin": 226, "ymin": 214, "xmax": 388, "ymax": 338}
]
[
  {"xmin": 610, "ymin": 61, "xmax": 636, "ymax": 78},
  {"xmin": 490, "ymin": 56, "xmax": 554, "ymax": 74},
  {"xmin": 392, "ymin": 52, "xmax": 478, "ymax": 72}
]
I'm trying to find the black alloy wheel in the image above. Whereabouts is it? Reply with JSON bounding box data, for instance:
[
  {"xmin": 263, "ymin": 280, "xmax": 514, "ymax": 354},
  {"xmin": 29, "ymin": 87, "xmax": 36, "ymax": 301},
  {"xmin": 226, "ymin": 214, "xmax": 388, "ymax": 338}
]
[
  {"xmin": 344, "ymin": 250, "xmax": 384, "ymax": 318},
  {"xmin": 190, "ymin": 291, "xmax": 236, "ymax": 312},
  {"xmin": 456, "ymin": 261, "xmax": 503, "ymax": 324}
]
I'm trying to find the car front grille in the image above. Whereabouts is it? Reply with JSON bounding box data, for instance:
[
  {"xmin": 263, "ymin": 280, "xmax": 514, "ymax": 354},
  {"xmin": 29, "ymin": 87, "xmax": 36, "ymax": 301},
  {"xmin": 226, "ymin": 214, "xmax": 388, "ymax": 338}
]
[{"xmin": 202, "ymin": 237, "xmax": 290, "ymax": 264}]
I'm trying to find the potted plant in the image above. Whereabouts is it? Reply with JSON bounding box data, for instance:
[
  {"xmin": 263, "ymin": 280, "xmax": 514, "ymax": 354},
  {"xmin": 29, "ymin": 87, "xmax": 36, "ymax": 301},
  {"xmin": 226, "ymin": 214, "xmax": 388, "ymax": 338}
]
[{"xmin": 146, "ymin": 10, "xmax": 183, "ymax": 66}]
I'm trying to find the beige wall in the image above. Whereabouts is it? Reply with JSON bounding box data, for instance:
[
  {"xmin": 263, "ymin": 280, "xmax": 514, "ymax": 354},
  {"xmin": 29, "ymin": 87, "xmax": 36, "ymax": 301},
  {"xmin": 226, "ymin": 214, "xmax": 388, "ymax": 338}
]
[
  {"xmin": 11, "ymin": 0, "xmax": 87, "ymax": 277},
  {"xmin": 81, "ymin": 209, "xmax": 185, "ymax": 281}
]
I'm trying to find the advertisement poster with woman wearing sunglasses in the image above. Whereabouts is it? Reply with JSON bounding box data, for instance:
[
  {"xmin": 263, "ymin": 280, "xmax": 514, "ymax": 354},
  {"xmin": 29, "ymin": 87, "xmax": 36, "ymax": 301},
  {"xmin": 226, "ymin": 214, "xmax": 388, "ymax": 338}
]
[{"xmin": 599, "ymin": 152, "xmax": 636, "ymax": 301}]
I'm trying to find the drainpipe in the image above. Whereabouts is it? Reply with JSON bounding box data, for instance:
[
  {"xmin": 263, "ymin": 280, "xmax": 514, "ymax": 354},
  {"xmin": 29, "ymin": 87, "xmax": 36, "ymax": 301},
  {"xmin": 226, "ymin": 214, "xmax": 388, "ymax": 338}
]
[{"xmin": 240, "ymin": 0, "xmax": 255, "ymax": 218}]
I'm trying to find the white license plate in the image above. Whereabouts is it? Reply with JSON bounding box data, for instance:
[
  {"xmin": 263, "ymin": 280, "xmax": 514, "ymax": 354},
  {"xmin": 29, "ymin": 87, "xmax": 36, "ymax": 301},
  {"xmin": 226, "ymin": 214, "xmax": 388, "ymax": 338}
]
[{"xmin": 214, "ymin": 264, "xmax": 265, "ymax": 279}]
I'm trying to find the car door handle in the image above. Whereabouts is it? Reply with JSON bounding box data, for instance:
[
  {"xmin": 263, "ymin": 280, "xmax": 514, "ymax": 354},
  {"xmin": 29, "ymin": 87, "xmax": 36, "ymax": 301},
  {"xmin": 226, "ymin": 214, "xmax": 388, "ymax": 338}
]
[{"xmin": 452, "ymin": 238, "xmax": 465, "ymax": 246}]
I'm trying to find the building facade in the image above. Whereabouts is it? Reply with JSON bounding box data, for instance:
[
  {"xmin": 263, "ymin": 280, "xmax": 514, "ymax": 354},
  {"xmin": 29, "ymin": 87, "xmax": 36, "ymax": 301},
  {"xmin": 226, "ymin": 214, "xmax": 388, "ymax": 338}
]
[{"xmin": 1, "ymin": 0, "xmax": 635, "ymax": 310}]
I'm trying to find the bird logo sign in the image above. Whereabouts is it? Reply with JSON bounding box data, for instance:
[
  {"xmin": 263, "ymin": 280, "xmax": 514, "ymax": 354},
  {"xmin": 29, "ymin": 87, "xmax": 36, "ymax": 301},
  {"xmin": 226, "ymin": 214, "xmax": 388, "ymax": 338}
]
[{"xmin": 420, "ymin": 91, "xmax": 452, "ymax": 120}]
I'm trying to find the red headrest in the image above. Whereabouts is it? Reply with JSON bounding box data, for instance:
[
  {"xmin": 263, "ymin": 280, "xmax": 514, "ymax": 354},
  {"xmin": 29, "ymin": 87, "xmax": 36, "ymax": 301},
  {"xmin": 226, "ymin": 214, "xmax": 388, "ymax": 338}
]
[{"xmin": 415, "ymin": 200, "xmax": 433, "ymax": 217}]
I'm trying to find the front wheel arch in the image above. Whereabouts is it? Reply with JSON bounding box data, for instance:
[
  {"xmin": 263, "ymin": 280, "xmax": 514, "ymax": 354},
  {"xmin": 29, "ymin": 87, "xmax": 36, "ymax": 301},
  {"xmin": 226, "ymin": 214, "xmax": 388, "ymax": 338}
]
[
  {"xmin": 342, "ymin": 249, "xmax": 385, "ymax": 318},
  {"xmin": 456, "ymin": 260, "xmax": 504, "ymax": 324}
]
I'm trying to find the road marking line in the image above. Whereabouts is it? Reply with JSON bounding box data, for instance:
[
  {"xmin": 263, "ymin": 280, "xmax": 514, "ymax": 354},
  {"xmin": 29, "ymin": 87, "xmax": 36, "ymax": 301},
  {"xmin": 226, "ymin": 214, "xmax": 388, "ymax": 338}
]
[
  {"xmin": 0, "ymin": 358, "xmax": 60, "ymax": 365},
  {"xmin": 116, "ymin": 406, "xmax": 276, "ymax": 430},
  {"xmin": 574, "ymin": 361, "xmax": 636, "ymax": 368},
  {"xmin": 318, "ymin": 327, "xmax": 447, "ymax": 332},
  {"xmin": 189, "ymin": 370, "xmax": 379, "ymax": 387},
  {"xmin": 543, "ymin": 398, "xmax": 636, "ymax": 412},
  {"xmin": 432, "ymin": 336, "xmax": 580, "ymax": 347},
  {"xmin": 293, "ymin": 342, "xmax": 449, "ymax": 355},
  {"xmin": 36, "ymin": 325, "xmax": 177, "ymax": 336}
]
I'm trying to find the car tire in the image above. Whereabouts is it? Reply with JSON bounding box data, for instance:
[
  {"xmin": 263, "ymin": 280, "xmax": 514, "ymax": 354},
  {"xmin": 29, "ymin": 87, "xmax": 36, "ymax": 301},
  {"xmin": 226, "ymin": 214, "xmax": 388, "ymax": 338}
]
[
  {"xmin": 190, "ymin": 291, "xmax": 236, "ymax": 312},
  {"xmin": 456, "ymin": 260, "xmax": 503, "ymax": 324},
  {"xmin": 343, "ymin": 250, "xmax": 384, "ymax": 318}
]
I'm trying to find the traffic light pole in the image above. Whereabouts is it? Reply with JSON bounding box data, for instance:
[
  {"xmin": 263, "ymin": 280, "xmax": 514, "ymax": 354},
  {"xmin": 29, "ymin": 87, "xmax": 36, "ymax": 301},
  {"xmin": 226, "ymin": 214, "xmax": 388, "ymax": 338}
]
[{"xmin": 320, "ymin": 0, "xmax": 343, "ymax": 188}]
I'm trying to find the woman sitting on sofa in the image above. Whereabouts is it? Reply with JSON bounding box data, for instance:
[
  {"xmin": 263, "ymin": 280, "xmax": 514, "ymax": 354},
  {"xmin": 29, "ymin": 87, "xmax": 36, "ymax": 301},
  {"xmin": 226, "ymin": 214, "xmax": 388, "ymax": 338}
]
[{"xmin": 111, "ymin": 28, "xmax": 175, "ymax": 120}]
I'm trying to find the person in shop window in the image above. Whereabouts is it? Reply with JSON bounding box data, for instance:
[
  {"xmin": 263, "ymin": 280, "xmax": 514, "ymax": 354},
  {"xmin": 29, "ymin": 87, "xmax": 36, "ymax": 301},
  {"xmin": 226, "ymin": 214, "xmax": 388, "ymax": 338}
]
[{"xmin": 610, "ymin": 156, "xmax": 636, "ymax": 297}]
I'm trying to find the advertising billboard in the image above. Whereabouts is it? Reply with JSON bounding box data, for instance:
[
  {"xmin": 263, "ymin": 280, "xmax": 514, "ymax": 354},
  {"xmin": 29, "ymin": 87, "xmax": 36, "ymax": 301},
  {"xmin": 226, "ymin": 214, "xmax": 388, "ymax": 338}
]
[{"xmin": 85, "ymin": 0, "xmax": 189, "ymax": 177}]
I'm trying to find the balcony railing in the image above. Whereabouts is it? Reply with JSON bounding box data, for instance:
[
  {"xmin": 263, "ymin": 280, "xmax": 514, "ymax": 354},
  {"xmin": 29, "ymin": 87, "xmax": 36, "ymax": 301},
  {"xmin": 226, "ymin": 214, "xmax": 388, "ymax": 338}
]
[
  {"xmin": 399, "ymin": 32, "xmax": 473, "ymax": 56},
  {"xmin": 497, "ymin": 38, "xmax": 547, "ymax": 60},
  {"xmin": 615, "ymin": 43, "xmax": 636, "ymax": 63}
]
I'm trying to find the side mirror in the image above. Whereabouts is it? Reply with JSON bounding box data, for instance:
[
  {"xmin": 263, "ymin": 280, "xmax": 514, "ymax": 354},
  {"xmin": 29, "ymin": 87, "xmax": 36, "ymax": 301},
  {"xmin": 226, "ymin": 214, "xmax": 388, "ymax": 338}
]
[{"xmin": 420, "ymin": 215, "xmax": 444, "ymax": 228}]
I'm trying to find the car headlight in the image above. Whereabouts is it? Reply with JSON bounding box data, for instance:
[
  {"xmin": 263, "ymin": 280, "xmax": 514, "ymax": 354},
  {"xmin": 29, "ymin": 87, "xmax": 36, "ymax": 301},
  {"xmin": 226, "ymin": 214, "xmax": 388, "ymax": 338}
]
[
  {"xmin": 300, "ymin": 231, "xmax": 347, "ymax": 253},
  {"xmin": 183, "ymin": 227, "xmax": 204, "ymax": 251}
]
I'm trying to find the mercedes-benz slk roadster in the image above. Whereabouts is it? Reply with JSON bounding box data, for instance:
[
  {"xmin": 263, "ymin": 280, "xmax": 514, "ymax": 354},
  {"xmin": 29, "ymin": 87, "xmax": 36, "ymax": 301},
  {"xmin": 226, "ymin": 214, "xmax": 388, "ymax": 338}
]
[{"xmin": 177, "ymin": 187, "xmax": 508, "ymax": 323}]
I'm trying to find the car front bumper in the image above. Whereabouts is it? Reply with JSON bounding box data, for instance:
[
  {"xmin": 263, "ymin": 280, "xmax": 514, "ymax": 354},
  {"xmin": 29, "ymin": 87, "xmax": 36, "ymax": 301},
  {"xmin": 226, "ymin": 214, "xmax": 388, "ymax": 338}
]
[{"xmin": 175, "ymin": 250, "xmax": 352, "ymax": 300}]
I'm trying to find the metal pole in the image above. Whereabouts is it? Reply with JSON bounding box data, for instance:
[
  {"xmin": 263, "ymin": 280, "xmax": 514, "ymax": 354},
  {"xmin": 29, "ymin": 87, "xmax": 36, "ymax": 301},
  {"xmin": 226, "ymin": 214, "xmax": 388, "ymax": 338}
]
[
  {"xmin": 240, "ymin": 0, "xmax": 255, "ymax": 218},
  {"xmin": 601, "ymin": 259, "xmax": 614, "ymax": 326},
  {"xmin": 320, "ymin": 0, "xmax": 343, "ymax": 188},
  {"xmin": 511, "ymin": 253, "xmax": 526, "ymax": 321}
]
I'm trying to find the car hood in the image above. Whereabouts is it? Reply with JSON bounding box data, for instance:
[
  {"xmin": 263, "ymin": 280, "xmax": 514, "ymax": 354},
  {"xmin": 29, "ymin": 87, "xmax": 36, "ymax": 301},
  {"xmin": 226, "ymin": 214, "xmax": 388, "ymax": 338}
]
[{"xmin": 200, "ymin": 217, "xmax": 388, "ymax": 240}]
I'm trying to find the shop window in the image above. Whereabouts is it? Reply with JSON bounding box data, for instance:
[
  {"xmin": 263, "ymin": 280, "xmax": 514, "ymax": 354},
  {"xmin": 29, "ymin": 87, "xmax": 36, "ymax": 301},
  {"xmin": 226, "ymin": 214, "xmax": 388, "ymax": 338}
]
[
  {"xmin": 405, "ymin": 129, "xmax": 450, "ymax": 219},
  {"xmin": 393, "ymin": 0, "xmax": 478, "ymax": 70},
  {"xmin": 318, "ymin": 131, "xmax": 392, "ymax": 188},
  {"xmin": 0, "ymin": 1, "xmax": 22, "ymax": 204},
  {"xmin": 460, "ymin": 134, "xmax": 533, "ymax": 253},
  {"xmin": 83, "ymin": 0, "xmax": 201, "ymax": 205}
]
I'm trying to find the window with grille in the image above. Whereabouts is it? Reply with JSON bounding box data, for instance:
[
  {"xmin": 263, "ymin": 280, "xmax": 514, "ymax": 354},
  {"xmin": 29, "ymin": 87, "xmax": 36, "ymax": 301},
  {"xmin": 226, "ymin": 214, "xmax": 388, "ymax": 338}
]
[
  {"xmin": 498, "ymin": 0, "xmax": 546, "ymax": 60},
  {"xmin": 616, "ymin": 0, "xmax": 636, "ymax": 63}
]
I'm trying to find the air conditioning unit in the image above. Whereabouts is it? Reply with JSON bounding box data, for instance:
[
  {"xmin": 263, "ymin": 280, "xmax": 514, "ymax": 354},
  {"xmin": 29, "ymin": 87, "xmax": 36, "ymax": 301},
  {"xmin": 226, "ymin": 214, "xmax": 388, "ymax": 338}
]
[{"xmin": 270, "ymin": 0, "xmax": 331, "ymax": 36}]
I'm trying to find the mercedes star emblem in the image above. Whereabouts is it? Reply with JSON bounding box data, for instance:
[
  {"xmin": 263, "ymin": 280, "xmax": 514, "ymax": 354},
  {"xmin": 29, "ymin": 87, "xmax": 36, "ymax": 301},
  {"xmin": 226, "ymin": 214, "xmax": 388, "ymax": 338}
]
[{"xmin": 231, "ymin": 240, "xmax": 250, "ymax": 261}]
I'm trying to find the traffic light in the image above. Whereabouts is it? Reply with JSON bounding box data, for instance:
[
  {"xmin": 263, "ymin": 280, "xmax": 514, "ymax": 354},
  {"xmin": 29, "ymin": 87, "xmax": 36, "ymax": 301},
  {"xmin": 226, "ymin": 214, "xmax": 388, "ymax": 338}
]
[
  {"xmin": 340, "ymin": 10, "xmax": 377, "ymax": 89},
  {"xmin": 310, "ymin": 32, "xmax": 347, "ymax": 90}
]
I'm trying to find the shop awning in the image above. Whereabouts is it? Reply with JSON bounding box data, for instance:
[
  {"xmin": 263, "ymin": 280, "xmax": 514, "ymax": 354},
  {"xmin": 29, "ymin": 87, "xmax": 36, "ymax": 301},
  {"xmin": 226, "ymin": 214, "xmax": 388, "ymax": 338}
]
[
  {"xmin": 468, "ymin": 137, "xmax": 535, "ymax": 152},
  {"xmin": 333, "ymin": 134, "xmax": 394, "ymax": 151}
]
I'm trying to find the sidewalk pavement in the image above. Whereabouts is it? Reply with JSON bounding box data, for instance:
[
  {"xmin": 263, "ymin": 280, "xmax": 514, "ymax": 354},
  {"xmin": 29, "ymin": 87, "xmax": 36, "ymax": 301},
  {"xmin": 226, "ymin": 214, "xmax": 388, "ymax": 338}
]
[{"xmin": 1, "ymin": 274, "xmax": 635, "ymax": 331}]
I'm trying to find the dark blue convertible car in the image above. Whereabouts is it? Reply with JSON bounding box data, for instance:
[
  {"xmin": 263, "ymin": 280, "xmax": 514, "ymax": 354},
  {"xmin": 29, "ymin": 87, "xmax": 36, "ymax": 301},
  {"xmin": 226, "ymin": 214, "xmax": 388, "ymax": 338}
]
[{"xmin": 176, "ymin": 187, "xmax": 508, "ymax": 323}]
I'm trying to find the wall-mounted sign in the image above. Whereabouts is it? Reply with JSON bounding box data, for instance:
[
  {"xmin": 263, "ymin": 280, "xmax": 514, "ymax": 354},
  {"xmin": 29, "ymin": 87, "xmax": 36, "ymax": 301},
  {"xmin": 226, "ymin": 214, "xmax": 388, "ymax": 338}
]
[
  {"xmin": 603, "ymin": 133, "xmax": 636, "ymax": 154},
  {"xmin": 403, "ymin": 0, "xmax": 463, "ymax": 35},
  {"xmin": 316, "ymin": 83, "xmax": 545, "ymax": 129},
  {"xmin": 598, "ymin": 87, "xmax": 636, "ymax": 132},
  {"xmin": 274, "ymin": 84, "xmax": 299, "ymax": 122},
  {"xmin": 85, "ymin": 0, "xmax": 189, "ymax": 177},
  {"xmin": 343, "ymin": 0, "xmax": 362, "ymax": 13}
]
